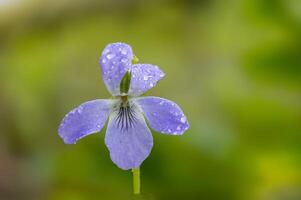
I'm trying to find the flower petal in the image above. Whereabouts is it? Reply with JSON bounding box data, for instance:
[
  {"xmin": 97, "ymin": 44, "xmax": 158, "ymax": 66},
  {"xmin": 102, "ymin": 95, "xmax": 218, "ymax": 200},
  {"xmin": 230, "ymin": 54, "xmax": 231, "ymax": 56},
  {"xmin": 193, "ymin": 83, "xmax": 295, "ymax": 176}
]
[
  {"xmin": 58, "ymin": 100, "xmax": 113, "ymax": 144},
  {"xmin": 105, "ymin": 105, "xmax": 153, "ymax": 170},
  {"xmin": 135, "ymin": 97, "xmax": 189, "ymax": 135},
  {"xmin": 128, "ymin": 64, "xmax": 165, "ymax": 96},
  {"xmin": 99, "ymin": 43, "xmax": 133, "ymax": 96}
]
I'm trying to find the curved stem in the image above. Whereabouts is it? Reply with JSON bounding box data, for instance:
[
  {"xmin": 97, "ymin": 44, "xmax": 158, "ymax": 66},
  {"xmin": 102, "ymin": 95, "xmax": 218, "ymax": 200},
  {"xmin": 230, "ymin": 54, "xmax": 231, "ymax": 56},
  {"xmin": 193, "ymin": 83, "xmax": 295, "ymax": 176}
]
[{"xmin": 132, "ymin": 167, "xmax": 140, "ymax": 194}]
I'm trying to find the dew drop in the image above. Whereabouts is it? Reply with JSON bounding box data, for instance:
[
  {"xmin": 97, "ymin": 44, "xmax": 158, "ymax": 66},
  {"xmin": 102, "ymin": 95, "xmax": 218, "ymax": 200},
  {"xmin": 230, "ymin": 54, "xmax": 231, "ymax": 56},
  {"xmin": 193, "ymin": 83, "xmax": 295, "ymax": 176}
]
[
  {"xmin": 176, "ymin": 125, "xmax": 181, "ymax": 131},
  {"xmin": 102, "ymin": 58, "xmax": 106, "ymax": 63},
  {"xmin": 121, "ymin": 58, "xmax": 128, "ymax": 63},
  {"xmin": 180, "ymin": 116, "xmax": 186, "ymax": 123},
  {"xmin": 121, "ymin": 49, "xmax": 127, "ymax": 55},
  {"xmin": 150, "ymin": 83, "xmax": 154, "ymax": 87},
  {"xmin": 143, "ymin": 76, "xmax": 149, "ymax": 81},
  {"xmin": 106, "ymin": 54, "xmax": 115, "ymax": 59}
]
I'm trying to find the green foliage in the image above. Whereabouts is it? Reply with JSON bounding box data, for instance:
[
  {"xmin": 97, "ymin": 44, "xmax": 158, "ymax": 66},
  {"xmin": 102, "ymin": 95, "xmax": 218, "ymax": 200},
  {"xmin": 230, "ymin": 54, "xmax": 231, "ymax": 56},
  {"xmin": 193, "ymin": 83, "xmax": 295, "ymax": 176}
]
[
  {"xmin": 0, "ymin": 0, "xmax": 301, "ymax": 199},
  {"xmin": 120, "ymin": 71, "xmax": 132, "ymax": 94}
]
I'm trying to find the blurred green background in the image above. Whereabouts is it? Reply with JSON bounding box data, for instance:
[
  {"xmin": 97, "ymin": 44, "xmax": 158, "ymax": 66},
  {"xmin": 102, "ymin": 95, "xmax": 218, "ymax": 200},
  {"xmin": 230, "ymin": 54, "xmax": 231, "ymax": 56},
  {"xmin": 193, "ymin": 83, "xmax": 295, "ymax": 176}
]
[{"xmin": 0, "ymin": 0, "xmax": 301, "ymax": 199}]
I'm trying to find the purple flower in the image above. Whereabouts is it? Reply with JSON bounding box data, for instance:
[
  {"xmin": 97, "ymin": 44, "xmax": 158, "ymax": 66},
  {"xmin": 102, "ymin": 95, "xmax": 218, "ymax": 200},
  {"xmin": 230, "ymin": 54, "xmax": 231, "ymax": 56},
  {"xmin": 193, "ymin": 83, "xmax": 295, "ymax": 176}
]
[{"xmin": 58, "ymin": 43, "xmax": 189, "ymax": 170}]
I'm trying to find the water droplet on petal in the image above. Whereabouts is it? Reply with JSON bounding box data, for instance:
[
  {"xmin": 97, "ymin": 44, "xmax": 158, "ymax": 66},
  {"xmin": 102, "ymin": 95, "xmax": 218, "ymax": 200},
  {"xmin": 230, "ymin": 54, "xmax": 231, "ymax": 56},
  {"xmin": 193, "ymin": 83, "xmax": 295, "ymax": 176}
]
[
  {"xmin": 102, "ymin": 58, "xmax": 106, "ymax": 63},
  {"xmin": 150, "ymin": 83, "xmax": 154, "ymax": 87},
  {"xmin": 143, "ymin": 76, "xmax": 149, "ymax": 81},
  {"xmin": 121, "ymin": 49, "xmax": 127, "ymax": 55},
  {"xmin": 180, "ymin": 116, "xmax": 186, "ymax": 123},
  {"xmin": 106, "ymin": 54, "xmax": 115, "ymax": 59},
  {"xmin": 176, "ymin": 125, "xmax": 181, "ymax": 130}
]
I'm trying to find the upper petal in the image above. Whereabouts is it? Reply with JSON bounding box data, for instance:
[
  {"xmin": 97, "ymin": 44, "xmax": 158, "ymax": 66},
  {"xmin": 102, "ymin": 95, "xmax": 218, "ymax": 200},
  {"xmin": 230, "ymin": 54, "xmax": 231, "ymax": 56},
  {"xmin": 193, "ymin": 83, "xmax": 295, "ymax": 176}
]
[
  {"xmin": 99, "ymin": 43, "xmax": 133, "ymax": 96},
  {"xmin": 58, "ymin": 99, "xmax": 113, "ymax": 144},
  {"xmin": 105, "ymin": 103, "xmax": 153, "ymax": 170},
  {"xmin": 128, "ymin": 64, "xmax": 165, "ymax": 96},
  {"xmin": 135, "ymin": 97, "xmax": 189, "ymax": 135}
]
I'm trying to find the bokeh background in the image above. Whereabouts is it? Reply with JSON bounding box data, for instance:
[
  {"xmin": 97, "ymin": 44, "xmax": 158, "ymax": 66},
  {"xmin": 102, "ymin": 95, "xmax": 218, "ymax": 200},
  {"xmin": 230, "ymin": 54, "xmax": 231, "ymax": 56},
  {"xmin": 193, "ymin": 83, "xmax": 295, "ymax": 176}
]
[{"xmin": 0, "ymin": 0, "xmax": 301, "ymax": 199}]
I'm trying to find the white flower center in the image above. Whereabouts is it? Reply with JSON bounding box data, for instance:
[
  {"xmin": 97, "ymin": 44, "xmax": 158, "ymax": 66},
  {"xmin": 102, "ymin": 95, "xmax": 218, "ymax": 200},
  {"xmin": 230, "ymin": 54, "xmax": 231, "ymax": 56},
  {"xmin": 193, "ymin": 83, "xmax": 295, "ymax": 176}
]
[{"xmin": 111, "ymin": 98, "xmax": 139, "ymax": 131}]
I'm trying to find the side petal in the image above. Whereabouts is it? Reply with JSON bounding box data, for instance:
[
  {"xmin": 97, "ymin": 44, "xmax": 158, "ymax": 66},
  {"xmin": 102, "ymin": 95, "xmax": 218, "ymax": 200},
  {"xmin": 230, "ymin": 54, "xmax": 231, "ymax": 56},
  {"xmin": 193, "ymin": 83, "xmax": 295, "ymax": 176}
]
[
  {"xmin": 135, "ymin": 97, "xmax": 189, "ymax": 135},
  {"xmin": 99, "ymin": 43, "xmax": 133, "ymax": 96},
  {"xmin": 128, "ymin": 64, "xmax": 165, "ymax": 96},
  {"xmin": 105, "ymin": 105, "xmax": 153, "ymax": 170},
  {"xmin": 58, "ymin": 99, "xmax": 113, "ymax": 144}
]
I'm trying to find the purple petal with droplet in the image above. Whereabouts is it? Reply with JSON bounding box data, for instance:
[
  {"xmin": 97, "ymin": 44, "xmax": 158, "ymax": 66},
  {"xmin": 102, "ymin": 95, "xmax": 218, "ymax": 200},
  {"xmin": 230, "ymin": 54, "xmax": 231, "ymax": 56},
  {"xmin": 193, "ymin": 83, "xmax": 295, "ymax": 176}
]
[
  {"xmin": 105, "ymin": 106, "xmax": 153, "ymax": 170},
  {"xmin": 99, "ymin": 43, "xmax": 133, "ymax": 96},
  {"xmin": 58, "ymin": 99, "xmax": 113, "ymax": 144},
  {"xmin": 135, "ymin": 97, "xmax": 189, "ymax": 135},
  {"xmin": 128, "ymin": 64, "xmax": 165, "ymax": 96}
]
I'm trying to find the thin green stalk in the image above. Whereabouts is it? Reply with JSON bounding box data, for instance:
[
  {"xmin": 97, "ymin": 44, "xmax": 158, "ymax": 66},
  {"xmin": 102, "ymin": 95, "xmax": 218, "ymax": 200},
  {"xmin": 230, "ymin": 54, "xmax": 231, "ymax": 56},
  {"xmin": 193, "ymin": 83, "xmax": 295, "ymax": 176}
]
[{"xmin": 132, "ymin": 167, "xmax": 140, "ymax": 194}]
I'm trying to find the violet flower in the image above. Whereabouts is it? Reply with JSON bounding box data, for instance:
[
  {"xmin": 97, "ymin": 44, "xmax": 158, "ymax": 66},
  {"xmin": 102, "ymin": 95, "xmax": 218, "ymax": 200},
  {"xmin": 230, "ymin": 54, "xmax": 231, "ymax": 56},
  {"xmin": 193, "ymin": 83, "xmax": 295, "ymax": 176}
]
[{"xmin": 58, "ymin": 43, "xmax": 189, "ymax": 171}]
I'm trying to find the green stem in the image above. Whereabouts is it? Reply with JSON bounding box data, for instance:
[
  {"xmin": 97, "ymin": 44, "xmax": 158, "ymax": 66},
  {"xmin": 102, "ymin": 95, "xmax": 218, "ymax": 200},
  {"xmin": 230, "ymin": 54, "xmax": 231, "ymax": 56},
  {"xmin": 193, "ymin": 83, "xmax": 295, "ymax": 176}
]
[{"xmin": 132, "ymin": 167, "xmax": 140, "ymax": 194}]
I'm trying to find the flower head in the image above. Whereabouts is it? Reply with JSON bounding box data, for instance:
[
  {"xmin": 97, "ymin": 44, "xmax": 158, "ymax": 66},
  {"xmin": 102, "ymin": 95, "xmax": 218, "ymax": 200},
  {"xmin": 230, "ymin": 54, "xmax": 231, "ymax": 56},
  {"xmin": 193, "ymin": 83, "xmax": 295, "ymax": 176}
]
[{"xmin": 58, "ymin": 42, "xmax": 189, "ymax": 170}]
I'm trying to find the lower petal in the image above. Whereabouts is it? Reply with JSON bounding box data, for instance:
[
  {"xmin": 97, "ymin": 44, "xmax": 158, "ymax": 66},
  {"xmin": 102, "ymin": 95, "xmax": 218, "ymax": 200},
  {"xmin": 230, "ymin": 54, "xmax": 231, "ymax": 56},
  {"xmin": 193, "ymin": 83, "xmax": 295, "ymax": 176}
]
[
  {"xmin": 105, "ymin": 105, "xmax": 153, "ymax": 170},
  {"xmin": 58, "ymin": 99, "xmax": 113, "ymax": 144}
]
